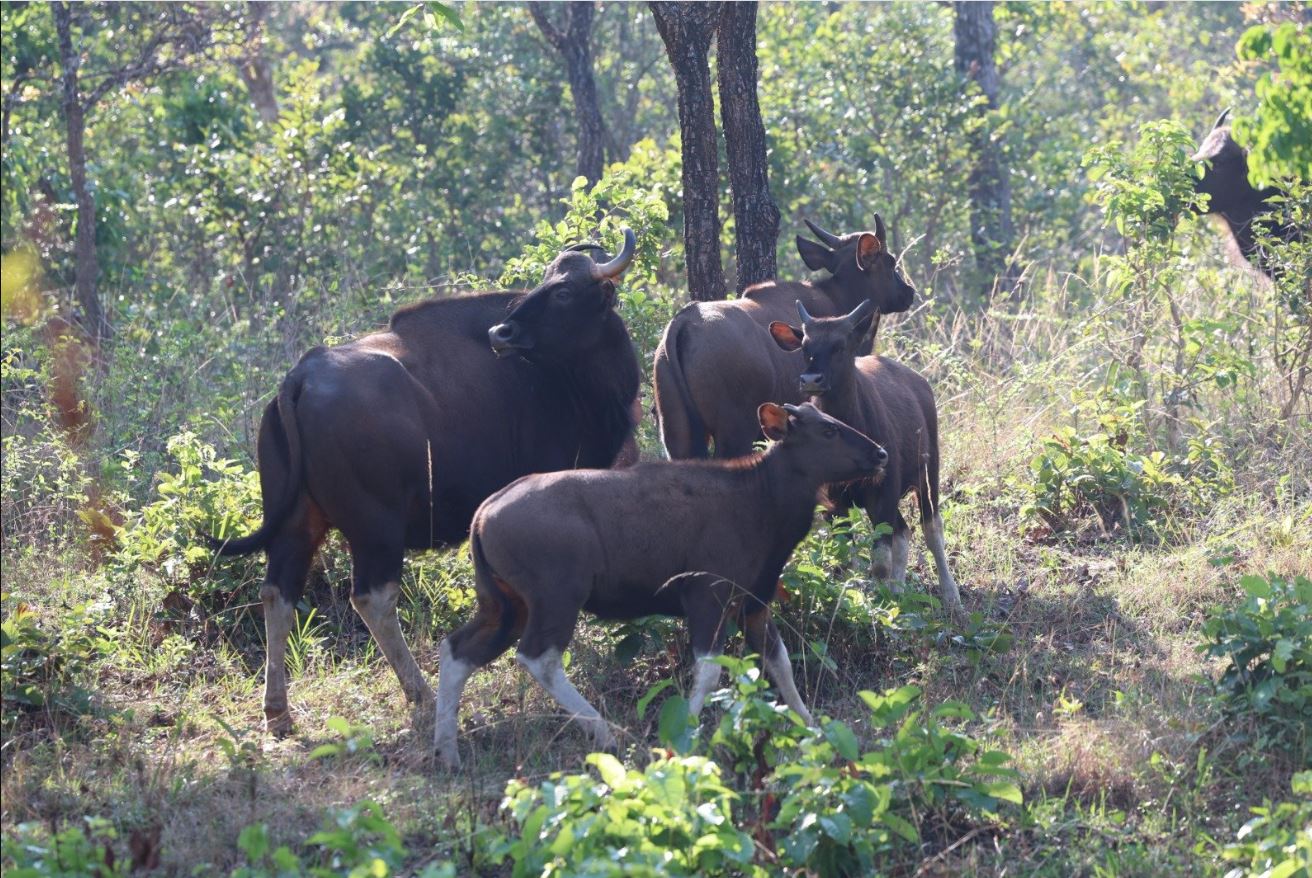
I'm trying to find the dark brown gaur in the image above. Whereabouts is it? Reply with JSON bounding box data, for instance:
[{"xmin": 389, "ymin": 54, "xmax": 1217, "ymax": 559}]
[
  {"xmin": 433, "ymin": 402, "xmax": 888, "ymax": 768},
  {"xmin": 1192, "ymin": 109, "xmax": 1303, "ymax": 279},
  {"xmin": 770, "ymin": 300, "xmax": 965, "ymax": 622},
  {"xmin": 653, "ymin": 217, "xmax": 916, "ymax": 460},
  {"xmin": 210, "ymin": 230, "xmax": 640, "ymax": 735}
]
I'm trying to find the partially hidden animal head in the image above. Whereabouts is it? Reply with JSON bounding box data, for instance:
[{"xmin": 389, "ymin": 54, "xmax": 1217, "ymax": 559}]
[
  {"xmin": 768, "ymin": 299, "xmax": 875, "ymax": 397},
  {"xmin": 1191, "ymin": 108, "xmax": 1255, "ymax": 215},
  {"xmin": 489, "ymin": 228, "xmax": 637, "ymax": 362},
  {"xmin": 795, "ymin": 216, "xmax": 915, "ymax": 314},
  {"xmin": 757, "ymin": 400, "xmax": 886, "ymax": 483}
]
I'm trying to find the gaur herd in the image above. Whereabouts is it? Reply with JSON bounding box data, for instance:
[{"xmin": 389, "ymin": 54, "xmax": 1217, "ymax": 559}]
[{"xmin": 213, "ymin": 116, "xmax": 1292, "ymax": 767}]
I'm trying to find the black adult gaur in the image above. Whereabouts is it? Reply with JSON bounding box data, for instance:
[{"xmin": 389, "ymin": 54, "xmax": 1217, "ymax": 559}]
[{"xmin": 211, "ymin": 230, "xmax": 640, "ymax": 735}]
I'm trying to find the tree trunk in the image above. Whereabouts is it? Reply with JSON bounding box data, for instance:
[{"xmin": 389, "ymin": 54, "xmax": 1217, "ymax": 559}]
[
  {"xmin": 54, "ymin": 2, "xmax": 108, "ymax": 341},
  {"xmin": 953, "ymin": 0, "xmax": 1016, "ymax": 304},
  {"xmin": 239, "ymin": 1, "xmax": 280, "ymax": 124},
  {"xmin": 650, "ymin": 1, "xmax": 726, "ymax": 301},
  {"xmin": 530, "ymin": 2, "xmax": 606, "ymax": 185},
  {"xmin": 717, "ymin": 1, "xmax": 778, "ymax": 291}
]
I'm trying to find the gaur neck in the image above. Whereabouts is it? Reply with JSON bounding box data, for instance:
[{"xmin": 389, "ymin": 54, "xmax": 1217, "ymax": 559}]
[
  {"xmin": 758, "ymin": 442, "xmax": 840, "ymax": 522},
  {"xmin": 813, "ymin": 274, "xmax": 867, "ymax": 313},
  {"xmin": 555, "ymin": 313, "xmax": 640, "ymax": 466},
  {"xmin": 809, "ymin": 376, "xmax": 861, "ymax": 425}
]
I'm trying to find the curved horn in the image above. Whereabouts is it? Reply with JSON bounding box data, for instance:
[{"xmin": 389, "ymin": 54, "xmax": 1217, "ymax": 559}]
[
  {"xmin": 796, "ymin": 299, "xmax": 815, "ymax": 326},
  {"xmin": 564, "ymin": 242, "xmax": 608, "ymax": 254},
  {"xmin": 1212, "ymin": 107, "xmax": 1231, "ymax": 131},
  {"xmin": 590, "ymin": 227, "xmax": 637, "ymax": 280},
  {"xmin": 874, "ymin": 213, "xmax": 887, "ymax": 246},
  {"xmin": 803, "ymin": 218, "xmax": 843, "ymax": 249},
  {"xmin": 844, "ymin": 299, "xmax": 875, "ymax": 329}
]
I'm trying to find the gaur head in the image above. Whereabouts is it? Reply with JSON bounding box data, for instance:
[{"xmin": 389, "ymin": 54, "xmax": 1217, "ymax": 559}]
[
  {"xmin": 758, "ymin": 401, "xmax": 886, "ymax": 482},
  {"xmin": 1191, "ymin": 108, "xmax": 1254, "ymax": 215},
  {"xmin": 489, "ymin": 228, "xmax": 637, "ymax": 361},
  {"xmin": 768, "ymin": 299, "xmax": 875, "ymax": 397},
  {"xmin": 795, "ymin": 216, "xmax": 915, "ymax": 314}
]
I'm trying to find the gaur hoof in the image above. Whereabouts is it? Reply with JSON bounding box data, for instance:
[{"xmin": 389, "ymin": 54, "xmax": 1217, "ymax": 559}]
[
  {"xmin": 265, "ymin": 708, "xmax": 293, "ymax": 738},
  {"xmin": 436, "ymin": 747, "xmax": 461, "ymax": 771}
]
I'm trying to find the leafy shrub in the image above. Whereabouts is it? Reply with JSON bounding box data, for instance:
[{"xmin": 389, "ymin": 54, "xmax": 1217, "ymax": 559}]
[
  {"xmin": 1233, "ymin": 22, "xmax": 1312, "ymax": 188},
  {"xmin": 232, "ymin": 800, "xmax": 455, "ymax": 878},
  {"xmin": 1, "ymin": 598, "xmax": 106, "ymax": 732},
  {"xmin": 2, "ymin": 817, "xmax": 128, "ymax": 878},
  {"xmin": 1213, "ymin": 771, "xmax": 1312, "ymax": 878},
  {"xmin": 495, "ymin": 752, "xmax": 759, "ymax": 878},
  {"xmin": 770, "ymin": 686, "xmax": 1021, "ymax": 877},
  {"xmin": 112, "ymin": 431, "xmax": 263, "ymax": 608},
  {"xmin": 1022, "ymin": 392, "xmax": 1232, "ymax": 540},
  {"xmin": 1199, "ymin": 573, "xmax": 1312, "ymax": 757}
]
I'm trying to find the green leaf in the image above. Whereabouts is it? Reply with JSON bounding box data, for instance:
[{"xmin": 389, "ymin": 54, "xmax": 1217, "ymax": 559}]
[
  {"xmin": 637, "ymin": 678, "xmax": 675, "ymax": 720},
  {"xmin": 978, "ymin": 781, "xmax": 1024, "ymax": 805},
  {"xmin": 588, "ymin": 752, "xmax": 627, "ymax": 789},
  {"xmin": 1241, "ymin": 574, "xmax": 1273, "ymax": 599},
  {"xmin": 881, "ymin": 811, "xmax": 919, "ymax": 842},
  {"xmin": 823, "ymin": 720, "xmax": 860, "ymax": 762}
]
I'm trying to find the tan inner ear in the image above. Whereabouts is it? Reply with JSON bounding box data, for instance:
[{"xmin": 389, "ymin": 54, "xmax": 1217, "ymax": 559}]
[
  {"xmin": 857, "ymin": 233, "xmax": 882, "ymax": 267},
  {"xmin": 757, "ymin": 403, "xmax": 789, "ymax": 440},
  {"xmin": 769, "ymin": 321, "xmax": 803, "ymax": 351}
]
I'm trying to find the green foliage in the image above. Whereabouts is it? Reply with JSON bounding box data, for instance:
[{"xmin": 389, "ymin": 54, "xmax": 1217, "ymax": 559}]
[
  {"xmin": 1214, "ymin": 771, "xmax": 1312, "ymax": 878},
  {"xmin": 112, "ymin": 431, "xmax": 262, "ymax": 603},
  {"xmin": 1200, "ymin": 573, "xmax": 1312, "ymax": 757},
  {"xmin": 772, "ymin": 686, "xmax": 1021, "ymax": 877},
  {"xmin": 1, "ymin": 598, "xmax": 105, "ymax": 732},
  {"xmin": 308, "ymin": 716, "xmax": 379, "ymax": 764},
  {"xmin": 1085, "ymin": 120, "xmax": 1204, "ymax": 248},
  {"xmin": 1233, "ymin": 22, "xmax": 1312, "ymax": 187},
  {"xmin": 496, "ymin": 752, "xmax": 758, "ymax": 878},
  {"xmin": 1, "ymin": 817, "xmax": 129, "ymax": 878},
  {"xmin": 233, "ymin": 800, "xmax": 455, "ymax": 878}
]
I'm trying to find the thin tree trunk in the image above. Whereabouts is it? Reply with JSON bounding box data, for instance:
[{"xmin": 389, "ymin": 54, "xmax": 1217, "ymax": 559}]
[
  {"xmin": 54, "ymin": 2, "xmax": 108, "ymax": 341},
  {"xmin": 239, "ymin": 1, "xmax": 280, "ymax": 124},
  {"xmin": 717, "ymin": 1, "xmax": 778, "ymax": 291},
  {"xmin": 650, "ymin": 1, "xmax": 725, "ymax": 301},
  {"xmin": 953, "ymin": 0, "xmax": 1016, "ymax": 305},
  {"xmin": 530, "ymin": 1, "xmax": 606, "ymax": 185}
]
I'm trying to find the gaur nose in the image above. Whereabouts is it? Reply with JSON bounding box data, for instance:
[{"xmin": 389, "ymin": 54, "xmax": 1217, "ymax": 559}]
[
  {"xmin": 799, "ymin": 372, "xmax": 827, "ymax": 393},
  {"xmin": 489, "ymin": 322, "xmax": 516, "ymax": 345}
]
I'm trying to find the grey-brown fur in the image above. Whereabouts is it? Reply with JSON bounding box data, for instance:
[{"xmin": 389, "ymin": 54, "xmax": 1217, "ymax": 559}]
[
  {"xmin": 770, "ymin": 301, "xmax": 965, "ymax": 621},
  {"xmin": 433, "ymin": 402, "xmax": 887, "ymax": 767},
  {"xmin": 653, "ymin": 218, "xmax": 915, "ymax": 460}
]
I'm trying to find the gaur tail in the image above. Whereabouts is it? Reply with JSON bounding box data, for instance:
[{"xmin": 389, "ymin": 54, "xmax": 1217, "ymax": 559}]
[
  {"xmin": 653, "ymin": 318, "xmax": 709, "ymax": 459},
  {"xmin": 208, "ymin": 374, "xmax": 304, "ymax": 556},
  {"xmin": 469, "ymin": 524, "xmax": 522, "ymax": 647}
]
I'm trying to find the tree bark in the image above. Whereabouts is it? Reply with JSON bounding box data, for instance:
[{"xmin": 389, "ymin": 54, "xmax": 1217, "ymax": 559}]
[
  {"xmin": 953, "ymin": 0, "xmax": 1016, "ymax": 304},
  {"xmin": 54, "ymin": 2, "xmax": 108, "ymax": 341},
  {"xmin": 717, "ymin": 1, "xmax": 778, "ymax": 291},
  {"xmin": 650, "ymin": 1, "xmax": 726, "ymax": 301},
  {"xmin": 239, "ymin": 1, "xmax": 280, "ymax": 124},
  {"xmin": 530, "ymin": 1, "xmax": 606, "ymax": 185}
]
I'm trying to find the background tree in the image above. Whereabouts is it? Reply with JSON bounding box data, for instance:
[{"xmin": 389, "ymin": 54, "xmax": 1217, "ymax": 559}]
[
  {"xmin": 649, "ymin": 1, "xmax": 726, "ymax": 301},
  {"xmin": 529, "ymin": 1, "xmax": 607, "ymax": 185},
  {"xmin": 717, "ymin": 1, "xmax": 779, "ymax": 291},
  {"xmin": 51, "ymin": 2, "xmax": 242, "ymax": 341},
  {"xmin": 953, "ymin": 0, "xmax": 1016, "ymax": 303}
]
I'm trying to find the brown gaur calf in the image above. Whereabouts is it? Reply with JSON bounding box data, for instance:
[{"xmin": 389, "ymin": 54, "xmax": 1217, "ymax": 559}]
[
  {"xmin": 770, "ymin": 301, "xmax": 965, "ymax": 622},
  {"xmin": 434, "ymin": 402, "xmax": 887, "ymax": 768}
]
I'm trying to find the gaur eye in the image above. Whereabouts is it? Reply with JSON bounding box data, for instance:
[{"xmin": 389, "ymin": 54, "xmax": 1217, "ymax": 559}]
[{"xmin": 553, "ymin": 287, "xmax": 574, "ymax": 303}]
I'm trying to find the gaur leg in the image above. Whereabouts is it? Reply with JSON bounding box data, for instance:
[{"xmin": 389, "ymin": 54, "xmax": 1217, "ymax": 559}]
[
  {"xmin": 743, "ymin": 602, "xmax": 815, "ymax": 725},
  {"xmin": 890, "ymin": 511, "xmax": 911, "ymax": 584},
  {"xmin": 349, "ymin": 542, "xmax": 434, "ymax": 719},
  {"xmin": 260, "ymin": 501, "xmax": 326, "ymax": 736},
  {"xmin": 867, "ymin": 493, "xmax": 902, "ymax": 586},
  {"xmin": 434, "ymin": 582, "xmax": 528, "ymax": 768},
  {"xmin": 680, "ymin": 575, "xmax": 738, "ymax": 716},
  {"xmin": 923, "ymin": 512, "xmax": 965, "ymax": 622},
  {"xmin": 516, "ymin": 593, "xmax": 615, "ymax": 752}
]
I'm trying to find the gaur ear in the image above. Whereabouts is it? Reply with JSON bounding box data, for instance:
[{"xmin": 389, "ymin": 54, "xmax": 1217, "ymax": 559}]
[
  {"xmin": 758, "ymin": 403, "xmax": 790, "ymax": 441},
  {"xmin": 855, "ymin": 233, "xmax": 882, "ymax": 270},
  {"xmin": 796, "ymin": 236, "xmax": 834, "ymax": 273},
  {"xmin": 600, "ymin": 278, "xmax": 618, "ymax": 309},
  {"xmin": 769, "ymin": 321, "xmax": 803, "ymax": 352}
]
